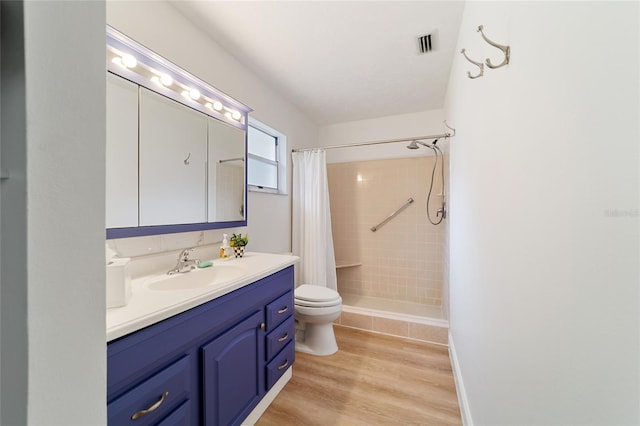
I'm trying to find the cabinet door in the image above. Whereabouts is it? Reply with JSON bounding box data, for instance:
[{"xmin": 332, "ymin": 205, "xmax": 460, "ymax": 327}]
[
  {"xmin": 139, "ymin": 88, "xmax": 208, "ymax": 226},
  {"xmin": 201, "ymin": 311, "xmax": 265, "ymax": 426},
  {"xmin": 106, "ymin": 73, "xmax": 139, "ymax": 228}
]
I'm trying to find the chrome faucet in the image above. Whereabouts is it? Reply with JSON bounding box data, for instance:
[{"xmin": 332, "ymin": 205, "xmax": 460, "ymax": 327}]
[{"xmin": 167, "ymin": 248, "xmax": 200, "ymax": 275}]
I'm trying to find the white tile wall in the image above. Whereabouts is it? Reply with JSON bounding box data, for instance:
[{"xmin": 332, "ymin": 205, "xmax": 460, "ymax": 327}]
[{"xmin": 328, "ymin": 157, "xmax": 446, "ymax": 307}]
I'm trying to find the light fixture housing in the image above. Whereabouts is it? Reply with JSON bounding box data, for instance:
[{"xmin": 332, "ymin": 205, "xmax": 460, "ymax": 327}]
[{"xmin": 106, "ymin": 26, "xmax": 251, "ymax": 129}]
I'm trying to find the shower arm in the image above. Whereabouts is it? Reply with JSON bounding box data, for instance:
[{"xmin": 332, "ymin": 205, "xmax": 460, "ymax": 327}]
[{"xmin": 413, "ymin": 140, "xmax": 436, "ymax": 149}]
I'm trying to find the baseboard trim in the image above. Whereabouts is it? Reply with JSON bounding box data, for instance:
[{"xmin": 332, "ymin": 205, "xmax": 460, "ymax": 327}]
[{"xmin": 448, "ymin": 332, "xmax": 473, "ymax": 426}]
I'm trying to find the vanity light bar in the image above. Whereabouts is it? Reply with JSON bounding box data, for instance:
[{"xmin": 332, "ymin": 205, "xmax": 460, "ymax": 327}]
[
  {"xmin": 106, "ymin": 26, "xmax": 252, "ymax": 128},
  {"xmin": 107, "ymin": 47, "xmax": 243, "ymax": 123}
]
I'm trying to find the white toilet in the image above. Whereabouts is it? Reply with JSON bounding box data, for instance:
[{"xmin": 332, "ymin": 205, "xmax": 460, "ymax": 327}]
[{"xmin": 294, "ymin": 284, "xmax": 342, "ymax": 356}]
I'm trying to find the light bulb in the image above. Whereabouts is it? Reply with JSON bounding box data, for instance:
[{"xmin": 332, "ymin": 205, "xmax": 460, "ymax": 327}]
[
  {"xmin": 189, "ymin": 89, "xmax": 201, "ymax": 100},
  {"xmin": 231, "ymin": 110, "xmax": 241, "ymax": 120},
  {"xmin": 111, "ymin": 57, "xmax": 123, "ymax": 66},
  {"xmin": 122, "ymin": 54, "xmax": 137, "ymax": 68},
  {"xmin": 160, "ymin": 74, "xmax": 173, "ymax": 86},
  {"xmin": 213, "ymin": 101, "xmax": 223, "ymax": 111}
]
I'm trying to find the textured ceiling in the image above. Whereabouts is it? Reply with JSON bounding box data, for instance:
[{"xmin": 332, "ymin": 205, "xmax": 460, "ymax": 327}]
[{"xmin": 171, "ymin": 1, "xmax": 464, "ymax": 125}]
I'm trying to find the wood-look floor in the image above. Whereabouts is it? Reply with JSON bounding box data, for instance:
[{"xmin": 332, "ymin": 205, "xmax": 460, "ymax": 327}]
[{"xmin": 257, "ymin": 325, "xmax": 462, "ymax": 426}]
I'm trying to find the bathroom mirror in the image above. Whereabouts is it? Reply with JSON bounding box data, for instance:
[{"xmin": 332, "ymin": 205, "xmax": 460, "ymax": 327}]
[
  {"xmin": 106, "ymin": 26, "xmax": 251, "ymax": 239},
  {"xmin": 207, "ymin": 117, "xmax": 246, "ymax": 223}
]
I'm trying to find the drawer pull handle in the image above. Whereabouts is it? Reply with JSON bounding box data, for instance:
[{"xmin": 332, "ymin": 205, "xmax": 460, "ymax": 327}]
[
  {"xmin": 277, "ymin": 332, "xmax": 289, "ymax": 342},
  {"xmin": 277, "ymin": 359, "xmax": 289, "ymax": 370},
  {"xmin": 277, "ymin": 306, "xmax": 288, "ymax": 314},
  {"xmin": 131, "ymin": 391, "xmax": 169, "ymax": 420}
]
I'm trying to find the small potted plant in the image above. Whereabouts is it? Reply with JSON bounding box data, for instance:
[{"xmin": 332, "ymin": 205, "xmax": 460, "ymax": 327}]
[{"xmin": 229, "ymin": 233, "xmax": 249, "ymax": 258}]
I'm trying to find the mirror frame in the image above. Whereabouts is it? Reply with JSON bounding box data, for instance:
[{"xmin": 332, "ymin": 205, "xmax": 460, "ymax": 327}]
[{"xmin": 106, "ymin": 26, "xmax": 251, "ymax": 239}]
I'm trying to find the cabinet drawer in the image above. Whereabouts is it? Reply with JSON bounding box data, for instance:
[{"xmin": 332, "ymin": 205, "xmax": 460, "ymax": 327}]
[
  {"xmin": 265, "ymin": 291, "xmax": 293, "ymax": 331},
  {"xmin": 108, "ymin": 356, "xmax": 191, "ymax": 425},
  {"xmin": 157, "ymin": 400, "xmax": 190, "ymax": 426},
  {"xmin": 266, "ymin": 316, "xmax": 294, "ymax": 361},
  {"xmin": 265, "ymin": 340, "xmax": 294, "ymax": 390}
]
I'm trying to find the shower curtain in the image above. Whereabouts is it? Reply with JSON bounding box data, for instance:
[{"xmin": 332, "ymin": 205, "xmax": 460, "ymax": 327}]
[{"xmin": 292, "ymin": 150, "xmax": 338, "ymax": 291}]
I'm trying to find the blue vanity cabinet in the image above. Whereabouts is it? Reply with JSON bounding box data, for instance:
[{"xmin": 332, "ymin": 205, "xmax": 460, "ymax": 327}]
[{"xmin": 107, "ymin": 266, "xmax": 294, "ymax": 425}]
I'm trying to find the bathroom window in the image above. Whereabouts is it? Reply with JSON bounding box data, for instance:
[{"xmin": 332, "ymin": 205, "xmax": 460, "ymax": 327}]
[{"xmin": 247, "ymin": 118, "xmax": 287, "ymax": 194}]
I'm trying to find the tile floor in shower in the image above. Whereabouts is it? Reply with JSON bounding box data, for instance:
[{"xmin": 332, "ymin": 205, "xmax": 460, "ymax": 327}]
[
  {"xmin": 337, "ymin": 293, "xmax": 448, "ymax": 345},
  {"xmin": 340, "ymin": 293, "xmax": 444, "ymax": 319}
]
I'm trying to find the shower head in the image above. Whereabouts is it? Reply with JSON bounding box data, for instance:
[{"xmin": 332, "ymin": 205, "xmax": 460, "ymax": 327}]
[
  {"xmin": 406, "ymin": 140, "xmax": 420, "ymax": 149},
  {"xmin": 406, "ymin": 140, "xmax": 436, "ymax": 150}
]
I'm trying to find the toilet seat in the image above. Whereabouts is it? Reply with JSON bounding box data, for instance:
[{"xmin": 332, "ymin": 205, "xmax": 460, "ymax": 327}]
[
  {"xmin": 295, "ymin": 298, "xmax": 342, "ymax": 308},
  {"xmin": 295, "ymin": 284, "xmax": 342, "ymax": 308}
]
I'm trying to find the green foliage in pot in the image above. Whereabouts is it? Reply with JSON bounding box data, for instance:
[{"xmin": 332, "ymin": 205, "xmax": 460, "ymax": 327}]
[{"xmin": 229, "ymin": 233, "xmax": 249, "ymax": 247}]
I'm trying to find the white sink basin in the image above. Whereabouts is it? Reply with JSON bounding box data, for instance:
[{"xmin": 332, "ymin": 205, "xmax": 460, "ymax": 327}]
[{"xmin": 145, "ymin": 264, "xmax": 246, "ymax": 291}]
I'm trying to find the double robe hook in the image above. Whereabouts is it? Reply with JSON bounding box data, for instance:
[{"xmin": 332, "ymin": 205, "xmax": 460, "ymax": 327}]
[
  {"xmin": 461, "ymin": 25, "xmax": 510, "ymax": 79},
  {"xmin": 460, "ymin": 48, "xmax": 484, "ymax": 79}
]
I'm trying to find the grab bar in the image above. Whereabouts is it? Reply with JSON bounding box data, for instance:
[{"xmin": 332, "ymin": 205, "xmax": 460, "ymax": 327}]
[{"xmin": 371, "ymin": 198, "xmax": 414, "ymax": 232}]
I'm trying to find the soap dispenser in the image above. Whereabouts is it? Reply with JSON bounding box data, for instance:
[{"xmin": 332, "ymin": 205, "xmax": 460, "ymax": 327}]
[{"xmin": 219, "ymin": 234, "xmax": 230, "ymax": 260}]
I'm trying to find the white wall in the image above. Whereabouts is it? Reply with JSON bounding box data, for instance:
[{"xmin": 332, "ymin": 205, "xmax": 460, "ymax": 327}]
[
  {"xmin": 1, "ymin": 1, "xmax": 107, "ymax": 424},
  {"xmin": 318, "ymin": 109, "xmax": 446, "ymax": 163},
  {"xmin": 107, "ymin": 0, "xmax": 318, "ymax": 255},
  {"xmin": 446, "ymin": 2, "xmax": 639, "ymax": 424},
  {"xmin": 1, "ymin": 3, "xmax": 27, "ymax": 423}
]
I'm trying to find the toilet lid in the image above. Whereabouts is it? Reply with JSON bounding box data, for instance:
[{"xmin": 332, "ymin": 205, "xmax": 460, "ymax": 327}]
[{"xmin": 295, "ymin": 284, "xmax": 341, "ymax": 303}]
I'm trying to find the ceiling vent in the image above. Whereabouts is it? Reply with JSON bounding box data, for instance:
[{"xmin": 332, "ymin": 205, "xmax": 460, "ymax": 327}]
[{"xmin": 418, "ymin": 34, "xmax": 433, "ymax": 54}]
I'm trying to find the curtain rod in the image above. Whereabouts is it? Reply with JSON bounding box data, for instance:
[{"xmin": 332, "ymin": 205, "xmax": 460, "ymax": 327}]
[{"xmin": 291, "ymin": 132, "xmax": 451, "ymax": 152}]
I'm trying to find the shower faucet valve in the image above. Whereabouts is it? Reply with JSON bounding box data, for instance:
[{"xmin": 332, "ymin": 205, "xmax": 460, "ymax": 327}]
[{"xmin": 437, "ymin": 202, "xmax": 447, "ymax": 219}]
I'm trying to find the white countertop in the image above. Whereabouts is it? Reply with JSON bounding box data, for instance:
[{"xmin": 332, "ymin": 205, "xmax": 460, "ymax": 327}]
[{"xmin": 106, "ymin": 252, "xmax": 299, "ymax": 342}]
